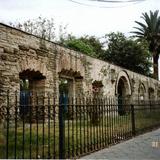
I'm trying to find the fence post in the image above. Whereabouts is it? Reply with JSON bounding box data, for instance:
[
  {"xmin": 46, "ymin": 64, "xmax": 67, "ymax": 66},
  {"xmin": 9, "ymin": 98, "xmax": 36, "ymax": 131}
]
[
  {"xmin": 6, "ymin": 90, "xmax": 10, "ymax": 159},
  {"xmin": 131, "ymin": 104, "xmax": 136, "ymax": 136},
  {"xmin": 59, "ymin": 94, "xmax": 66, "ymax": 159}
]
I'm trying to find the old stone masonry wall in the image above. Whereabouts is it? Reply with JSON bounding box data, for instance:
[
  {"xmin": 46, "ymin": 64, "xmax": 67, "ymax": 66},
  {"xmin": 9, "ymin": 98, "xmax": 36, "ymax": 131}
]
[{"xmin": 0, "ymin": 22, "xmax": 160, "ymax": 108}]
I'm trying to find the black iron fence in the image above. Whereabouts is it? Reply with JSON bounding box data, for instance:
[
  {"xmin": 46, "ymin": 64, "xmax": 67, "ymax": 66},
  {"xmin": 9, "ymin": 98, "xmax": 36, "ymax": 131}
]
[{"xmin": 0, "ymin": 91, "xmax": 160, "ymax": 159}]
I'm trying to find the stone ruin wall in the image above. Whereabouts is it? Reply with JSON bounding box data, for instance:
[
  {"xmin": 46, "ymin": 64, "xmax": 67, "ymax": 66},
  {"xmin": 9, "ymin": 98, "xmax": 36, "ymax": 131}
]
[
  {"xmin": 0, "ymin": 22, "xmax": 160, "ymax": 108},
  {"xmin": 85, "ymin": 56, "xmax": 160, "ymax": 100}
]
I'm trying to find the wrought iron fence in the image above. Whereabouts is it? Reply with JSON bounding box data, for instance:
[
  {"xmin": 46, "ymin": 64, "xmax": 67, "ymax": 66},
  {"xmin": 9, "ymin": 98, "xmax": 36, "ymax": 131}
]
[{"xmin": 0, "ymin": 91, "xmax": 160, "ymax": 159}]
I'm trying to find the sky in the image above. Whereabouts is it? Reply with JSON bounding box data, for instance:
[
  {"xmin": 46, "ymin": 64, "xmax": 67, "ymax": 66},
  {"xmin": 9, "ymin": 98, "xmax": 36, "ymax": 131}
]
[
  {"xmin": 0, "ymin": 0, "xmax": 159, "ymax": 38},
  {"xmin": 0, "ymin": 0, "xmax": 160, "ymax": 77}
]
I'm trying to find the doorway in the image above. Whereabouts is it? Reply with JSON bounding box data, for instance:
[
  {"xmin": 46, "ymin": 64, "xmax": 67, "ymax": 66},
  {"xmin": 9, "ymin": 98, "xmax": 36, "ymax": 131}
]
[
  {"xmin": 19, "ymin": 69, "xmax": 46, "ymax": 117},
  {"xmin": 59, "ymin": 78, "xmax": 74, "ymax": 119},
  {"xmin": 117, "ymin": 78, "xmax": 126, "ymax": 115}
]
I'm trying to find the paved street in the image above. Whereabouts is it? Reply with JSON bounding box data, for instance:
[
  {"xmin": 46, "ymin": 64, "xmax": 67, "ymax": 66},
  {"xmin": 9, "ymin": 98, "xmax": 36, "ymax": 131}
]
[{"xmin": 81, "ymin": 128, "xmax": 160, "ymax": 160}]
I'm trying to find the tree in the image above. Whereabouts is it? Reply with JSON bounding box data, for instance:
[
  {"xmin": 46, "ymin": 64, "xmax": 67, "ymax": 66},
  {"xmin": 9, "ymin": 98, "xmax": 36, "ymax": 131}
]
[
  {"xmin": 9, "ymin": 17, "xmax": 68, "ymax": 41},
  {"xmin": 62, "ymin": 35, "xmax": 105, "ymax": 57},
  {"xmin": 102, "ymin": 32, "xmax": 152, "ymax": 76},
  {"xmin": 132, "ymin": 10, "xmax": 160, "ymax": 79}
]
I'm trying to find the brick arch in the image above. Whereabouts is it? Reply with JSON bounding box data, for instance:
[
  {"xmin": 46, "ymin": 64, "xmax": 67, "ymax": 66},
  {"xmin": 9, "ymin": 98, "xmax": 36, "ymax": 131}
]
[
  {"xmin": 19, "ymin": 69, "xmax": 46, "ymax": 80},
  {"xmin": 58, "ymin": 68, "xmax": 83, "ymax": 79},
  {"xmin": 17, "ymin": 56, "xmax": 47, "ymax": 77},
  {"xmin": 58, "ymin": 53, "xmax": 85, "ymax": 78},
  {"xmin": 115, "ymin": 70, "xmax": 132, "ymax": 96}
]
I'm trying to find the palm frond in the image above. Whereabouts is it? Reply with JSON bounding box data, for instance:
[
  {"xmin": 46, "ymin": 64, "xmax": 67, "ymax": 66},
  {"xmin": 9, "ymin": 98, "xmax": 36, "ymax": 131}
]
[
  {"xmin": 131, "ymin": 31, "xmax": 144, "ymax": 37},
  {"xmin": 135, "ymin": 21, "xmax": 147, "ymax": 30},
  {"xmin": 133, "ymin": 27, "xmax": 145, "ymax": 33}
]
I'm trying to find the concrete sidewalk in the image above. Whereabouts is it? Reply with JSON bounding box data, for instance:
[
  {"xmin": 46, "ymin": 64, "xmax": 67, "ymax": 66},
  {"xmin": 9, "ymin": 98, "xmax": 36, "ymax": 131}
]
[{"xmin": 80, "ymin": 128, "xmax": 160, "ymax": 160}]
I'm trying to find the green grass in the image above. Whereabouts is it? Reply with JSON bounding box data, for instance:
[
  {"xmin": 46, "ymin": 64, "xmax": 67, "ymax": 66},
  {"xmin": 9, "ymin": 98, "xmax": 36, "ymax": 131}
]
[
  {"xmin": 1, "ymin": 110, "xmax": 160, "ymax": 159},
  {"xmin": 0, "ymin": 123, "xmax": 59, "ymax": 159},
  {"xmin": 135, "ymin": 109, "xmax": 160, "ymax": 132}
]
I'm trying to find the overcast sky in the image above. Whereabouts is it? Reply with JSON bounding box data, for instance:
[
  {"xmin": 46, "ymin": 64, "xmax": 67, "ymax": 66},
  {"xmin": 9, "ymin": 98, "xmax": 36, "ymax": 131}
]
[{"xmin": 0, "ymin": 0, "xmax": 159, "ymax": 38}]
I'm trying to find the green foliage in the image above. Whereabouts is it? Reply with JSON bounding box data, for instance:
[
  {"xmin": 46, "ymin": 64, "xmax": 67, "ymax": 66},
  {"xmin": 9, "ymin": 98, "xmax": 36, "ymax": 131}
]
[
  {"xmin": 61, "ymin": 32, "xmax": 152, "ymax": 76},
  {"xmin": 63, "ymin": 36, "xmax": 95, "ymax": 56},
  {"xmin": 132, "ymin": 10, "xmax": 160, "ymax": 45},
  {"xmin": 102, "ymin": 32, "xmax": 152, "ymax": 76},
  {"xmin": 79, "ymin": 35, "xmax": 105, "ymax": 57},
  {"xmin": 132, "ymin": 10, "xmax": 160, "ymax": 79},
  {"xmin": 62, "ymin": 35, "xmax": 104, "ymax": 57}
]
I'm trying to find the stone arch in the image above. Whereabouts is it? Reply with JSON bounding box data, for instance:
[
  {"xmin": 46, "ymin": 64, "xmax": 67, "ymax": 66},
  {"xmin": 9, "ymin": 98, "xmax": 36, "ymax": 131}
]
[
  {"xmin": 115, "ymin": 71, "xmax": 132, "ymax": 115},
  {"xmin": 59, "ymin": 68, "xmax": 83, "ymax": 79},
  {"xmin": 19, "ymin": 69, "xmax": 46, "ymax": 117},
  {"xmin": 138, "ymin": 83, "xmax": 146, "ymax": 101},
  {"xmin": 16, "ymin": 55, "xmax": 54, "ymax": 92},
  {"xmin": 115, "ymin": 70, "xmax": 132, "ymax": 96},
  {"xmin": 92, "ymin": 80, "xmax": 103, "ymax": 97},
  {"xmin": 19, "ymin": 69, "xmax": 46, "ymax": 80},
  {"xmin": 58, "ymin": 68, "xmax": 83, "ymax": 120},
  {"xmin": 17, "ymin": 56, "xmax": 48, "ymax": 78},
  {"xmin": 19, "ymin": 69, "xmax": 46, "ymax": 92},
  {"xmin": 58, "ymin": 68, "xmax": 83, "ymax": 97},
  {"xmin": 58, "ymin": 53, "xmax": 85, "ymax": 78}
]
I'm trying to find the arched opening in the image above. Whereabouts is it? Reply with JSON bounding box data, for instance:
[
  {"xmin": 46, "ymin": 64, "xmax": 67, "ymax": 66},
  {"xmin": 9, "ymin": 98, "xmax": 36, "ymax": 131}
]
[
  {"xmin": 138, "ymin": 83, "xmax": 146, "ymax": 102},
  {"xmin": 117, "ymin": 77, "xmax": 127, "ymax": 115},
  {"xmin": 90, "ymin": 80, "xmax": 103, "ymax": 125},
  {"xmin": 115, "ymin": 71, "xmax": 131, "ymax": 116},
  {"xmin": 59, "ymin": 78, "xmax": 73, "ymax": 97},
  {"xmin": 19, "ymin": 69, "xmax": 46, "ymax": 116},
  {"xmin": 115, "ymin": 71, "xmax": 132, "ymax": 96},
  {"xmin": 92, "ymin": 80, "xmax": 103, "ymax": 97},
  {"xmin": 59, "ymin": 69, "xmax": 83, "ymax": 120},
  {"xmin": 59, "ymin": 69, "xmax": 83, "ymax": 97}
]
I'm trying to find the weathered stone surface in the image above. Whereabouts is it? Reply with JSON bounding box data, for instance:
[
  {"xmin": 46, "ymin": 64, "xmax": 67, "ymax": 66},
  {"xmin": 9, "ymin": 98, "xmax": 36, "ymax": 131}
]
[
  {"xmin": 3, "ymin": 47, "xmax": 14, "ymax": 54},
  {"xmin": 0, "ymin": 47, "xmax": 4, "ymax": 53},
  {"xmin": 0, "ymin": 54, "xmax": 7, "ymax": 60},
  {"xmin": 0, "ymin": 22, "xmax": 160, "ymax": 109},
  {"xmin": 18, "ymin": 44, "xmax": 29, "ymax": 51}
]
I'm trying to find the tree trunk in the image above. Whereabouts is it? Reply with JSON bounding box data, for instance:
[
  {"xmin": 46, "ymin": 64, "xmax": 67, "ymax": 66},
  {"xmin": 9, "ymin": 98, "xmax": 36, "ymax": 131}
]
[{"xmin": 153, "ymin": 53, "xmax": 159, "ymax": 80}]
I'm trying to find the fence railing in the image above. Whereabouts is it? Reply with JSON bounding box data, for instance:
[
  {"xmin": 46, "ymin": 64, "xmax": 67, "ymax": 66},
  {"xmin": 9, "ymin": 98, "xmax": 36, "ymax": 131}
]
[{"xmin": 0, "ymin": 91, "xmax": 160, "ymax": 159}]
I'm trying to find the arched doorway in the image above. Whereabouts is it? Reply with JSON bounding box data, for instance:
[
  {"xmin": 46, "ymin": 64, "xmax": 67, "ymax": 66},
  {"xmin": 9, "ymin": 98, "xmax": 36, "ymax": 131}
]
[
  {"xmin": 117, "ymin": 77, "xmax": 127, "ymax": 115},
  {"xmin": 58, "ymin": 69, "xmax": 83, "ymax": 120},
  {"xmin": 58, "ymin": 69, "xmax": 83, "ymax": 97},
  {"xmin": 115, "ymin": 71, "xmax": 132, "ymax": 115},
  {"xmin": 115, "ymin": 71, "xmax": 132, "ymax": 96},
  {"xmin": 19, "ymin": 69, "xmax": 46, "ymax": 116}
]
